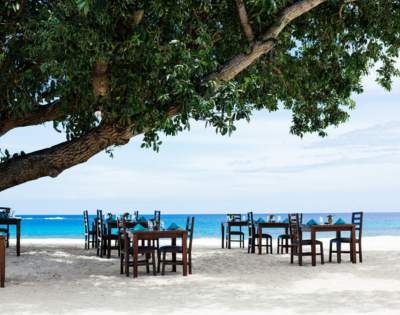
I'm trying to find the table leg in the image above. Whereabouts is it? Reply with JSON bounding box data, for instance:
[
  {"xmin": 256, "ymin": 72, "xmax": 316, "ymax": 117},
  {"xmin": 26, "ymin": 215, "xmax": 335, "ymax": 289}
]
[
  {"xmin": 285, "ymin": 227, "xmax": 289, "ymax": 253},
  {"xmin": 258, "ymin": 225, "xmax": 262, "ymax": 255},
  {"xmin": 107, "ymin": 224, "xmax": 111, "ymax": 259},
  {"xmin": 125, "ymin": 234, "xmax": 129, "ymax": 276},
  {"xmin": 221, "ymin": 223, "xmax": 224, "ymax": 249},
  {"xmin": 172, "ymin": 238, "xmax": 177, "ymax": 272},
  {"xmin": 351, "ymin": 226, "xmax": 356, "ymax": 264},
  {"xmin": 0, "ymin": 236, "xmax": 5, "ymax": 288},
  {"xmin": 16, "ymin": 221, "xmax": 20, "ymax": 257},
  {"xmin": 311, "ymin": 229, "xmax": 316, "ymax": 266},
  {"xmin": 133, "ymin": 235, "xmax": 138, "ymax": 278},
  {"xmin": 182, "ymin": 234, "xmax": 188, "ymax": 276}
]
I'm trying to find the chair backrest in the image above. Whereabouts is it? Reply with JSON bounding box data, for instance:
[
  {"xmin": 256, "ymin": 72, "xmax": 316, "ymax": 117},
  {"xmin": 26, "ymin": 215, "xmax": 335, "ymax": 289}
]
[
  {"xmin": 352, "ymin": 212, "xmax": 363, "ymax": 240},
  {"xmin": 288, "ymin": 213, "xmax": 302, "ymax": 242},
  {"xmin": 134, "ymin": 210, "xmax": 139, "ymax": 220},
  {"xmin": 83, "ymin": 210, "xmax": 89, "ymax": 234},
  {"xmin": 153, "ymin": 210, "xmax": 161, "ymax": 229},
  {"xmin": 186, "ymin": 216, "xmax": 195, "ymax": 253},
  {"xmin": 227, "ymin": 213, "xmax": 241, "ymax": 222},
  {"xmin": 247, "ymin": 212, "xmax": 255, "ymax": 238},
  {"xmin": 96, "ymin": 210, "xmax": 104, "ymax": 241}
]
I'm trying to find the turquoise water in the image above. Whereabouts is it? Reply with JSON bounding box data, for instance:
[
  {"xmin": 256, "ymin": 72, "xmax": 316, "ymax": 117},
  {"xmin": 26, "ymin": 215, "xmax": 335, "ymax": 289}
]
[{"xmin": 1, "ymin": 212, "xmax": 400, "ymax": 239}]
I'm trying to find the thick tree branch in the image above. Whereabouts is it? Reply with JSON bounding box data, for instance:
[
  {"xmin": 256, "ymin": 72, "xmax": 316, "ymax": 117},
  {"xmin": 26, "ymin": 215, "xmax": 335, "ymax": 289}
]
[
  {"xmin": 235, "ymin": 0, "xmax": 254, "ymax": 41},
  {"xmin": 0, "ymin": 101, "xmax": 65, "ymax": 137},
  {"xmin": 0, "ymin": 121, "xmax": 136, "ymax": 191},
  {"xmin": 207, "ymin": 0, "xmax": 327, "ymax": 82}
]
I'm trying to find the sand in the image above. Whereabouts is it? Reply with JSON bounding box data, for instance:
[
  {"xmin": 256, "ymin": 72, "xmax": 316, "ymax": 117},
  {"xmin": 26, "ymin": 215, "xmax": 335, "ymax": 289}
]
[{"xmin": 1, "ymin": 237, "xmax": 400, "ymax": 315}]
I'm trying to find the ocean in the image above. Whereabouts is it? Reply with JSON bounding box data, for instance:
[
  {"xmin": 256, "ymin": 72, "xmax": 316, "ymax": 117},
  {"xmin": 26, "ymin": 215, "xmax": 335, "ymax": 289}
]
[{"xmin": 2, "ymin": 212, "xmax": 400, "ymax": 239}]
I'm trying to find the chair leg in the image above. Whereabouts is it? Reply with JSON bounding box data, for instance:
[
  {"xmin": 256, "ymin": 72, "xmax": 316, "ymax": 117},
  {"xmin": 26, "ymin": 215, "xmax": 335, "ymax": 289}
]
[
  {"xmin": 146, "ymin": 254, "xmax": 150, "ymax": 274},
  {"xmin": 151, "ymin": 251, "xmax": 156, "ymax": 276},
  {"xmin": 329, "ymin": 241, "xmax": 333, "ymax": 262},
  {"xmin": 188, "ymin": 253, "xmax": 192, "ymax": 275},
  {"xmin": 290, "ymin": 246, "xmax": 294, "ymax": 264},
  {"xmin": 358, "ymin": 241, "xmax": 362, "ymax": 263},
  {"xmin": 337, "ymin": 241, "xmax": 341, "ymax": 264},
  {"xmin": 298, "ymin": 245, "xmax": 302, "ymax": 266},
  {"xmin": 320, "ymin": 243, "xmax": 324, "ymax": 264},
  {"xmin": 120, "ymin": 255, "xmax": 124, "ymax": 274},
  {"xmin": 161, "ymin": 252, "xmax": 166, "ymax": 276},
  {"xmin": 157, "ymin": 250, "xmax": 161, "ymax": 273}
]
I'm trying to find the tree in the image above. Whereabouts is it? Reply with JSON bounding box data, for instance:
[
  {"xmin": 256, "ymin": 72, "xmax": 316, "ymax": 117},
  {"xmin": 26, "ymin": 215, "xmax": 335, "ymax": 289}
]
[{"xmin": 1, "ymin": 0, "xmax": 399, "ymax": 191}]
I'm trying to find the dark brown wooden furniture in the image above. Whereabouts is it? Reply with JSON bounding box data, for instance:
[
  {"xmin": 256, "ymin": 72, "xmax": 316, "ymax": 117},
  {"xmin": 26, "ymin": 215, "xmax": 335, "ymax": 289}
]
[
  {"xmin": 277, "ymin": 214, "xmax": 301, "ymax": 254},
  {"xmin": 105, "ymin": 218, "xmax": 121, "ymax": 258},
  {"xmin": 119, "ymin": 218, "xmax": 156, "ymax": 276},
  {"xmin": 257, "ymin": 221, "xmax": 288, "ymax": 255},
  {"xmin": 0, "ymin": 207, "xmax": 11, "ymax": 248},
  {"xmin": 221, "ymin": 214, "xmax": 247, "ymax": 249},
  {"xmin": 158, "ymin": 217, "xmax": 195, "ymax": 275},
  {"xmin": 0, "ymin": 217, "xmax": 21, "ymax": 256},
  {"xmin": 128, "ymin": 229, "xmax": 188, "ymax": 278},
  {"xmin": 247, "ymin": 212, "xmax": 272, "ymax": 254},
  {"xmin": 0, "ymin": 236, "xmax": 5, "ymax": 288},
  {"xmin": 302, "ymin": 221, "xmax": 356, "ymax": 266},
  {"xmin": 288, "ymin": 213, "xmax": 324, "ymax": 266},
  {"xmin": 83, "ymin": 210, "xmax": 95, "ymax": 249},
  {"xmin": 329, "ymin": 212, "xmax": 363, "ymax": 263}
]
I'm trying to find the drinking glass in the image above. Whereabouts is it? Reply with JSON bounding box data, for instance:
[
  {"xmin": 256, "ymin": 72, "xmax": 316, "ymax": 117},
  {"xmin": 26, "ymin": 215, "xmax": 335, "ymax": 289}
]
[
  {"xmin": 319, "ymin": 216, "xmax": 324, "ymax": 224},
  {"xmin": 277, "ymin": 216, "xmax": 281, "ymax": 223}
]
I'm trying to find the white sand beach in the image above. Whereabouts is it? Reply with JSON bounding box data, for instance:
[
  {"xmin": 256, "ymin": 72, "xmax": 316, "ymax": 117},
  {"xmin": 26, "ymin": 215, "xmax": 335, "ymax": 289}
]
[{"xmin": 1, "ymin": 237, "xmax": 400, "ymax": 315}]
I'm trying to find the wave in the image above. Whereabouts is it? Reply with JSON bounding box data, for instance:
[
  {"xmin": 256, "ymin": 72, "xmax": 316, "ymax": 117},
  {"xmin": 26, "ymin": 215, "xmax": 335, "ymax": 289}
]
[{"xmin": 44, "ymin": 217, "xmax": 65, "ymax": 220}]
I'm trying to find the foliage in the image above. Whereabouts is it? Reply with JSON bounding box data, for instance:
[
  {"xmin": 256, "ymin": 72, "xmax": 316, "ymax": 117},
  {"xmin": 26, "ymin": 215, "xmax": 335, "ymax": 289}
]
[{"xmin": 1, "ymin": 0, "xmax": 400, "ymax": 154}]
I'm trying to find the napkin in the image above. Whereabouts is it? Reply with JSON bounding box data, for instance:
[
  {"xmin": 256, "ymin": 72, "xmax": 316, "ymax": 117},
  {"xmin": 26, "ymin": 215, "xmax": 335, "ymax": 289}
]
[
  {"xmin": 132, "ymin": 224, "xmax": 148, "ymax": 232},
  {"xmin": 167, "ymin": 222, "xmax": 181, "ymax": 230},
  {"xmin": 283, "ymin": 218, "xmax": 289, "ymax": 223},
  {"xmin": 306, "ymin": 219, "xmax": 318, "ymax": 226},
  {"xmin": 334, "ymin": 218, "xmax": 346, "ymax": 225},
  {"xmin": 256, "ymin": 218, "xmax": 266, "ymax": 223}
]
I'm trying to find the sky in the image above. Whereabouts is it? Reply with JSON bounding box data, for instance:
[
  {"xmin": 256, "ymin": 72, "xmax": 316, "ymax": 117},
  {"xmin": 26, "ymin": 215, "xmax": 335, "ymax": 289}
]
[{"xmin": 1, "ymin": 68, "xmax": 400, "ymax": 214}]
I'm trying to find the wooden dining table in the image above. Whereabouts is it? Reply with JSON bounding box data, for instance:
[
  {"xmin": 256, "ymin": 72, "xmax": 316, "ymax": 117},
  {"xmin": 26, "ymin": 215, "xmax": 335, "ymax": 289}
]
[
  {"xmin": 0, "ymin": 217, "xmax": 21, "ymax": 256},
  {"xmin": 220, "ymin": 220, "xmax": 248, "ymax": 249},
  {"xmin": 257, "ymin": 222, "xmax": 289, "ymax": 254},
  {"xmin": 302, "ymin": 224, "xmax": 356, "ymax": 266},
  {"xmin": 127, "ymin": 229, "xmax": 188, "ymax": 278}
]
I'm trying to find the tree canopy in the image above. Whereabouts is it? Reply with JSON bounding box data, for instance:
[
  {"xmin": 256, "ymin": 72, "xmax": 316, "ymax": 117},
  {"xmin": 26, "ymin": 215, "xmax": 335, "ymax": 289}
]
[{"xmin": 1, "ymin": 0, "xmax": 400, "ymax": 191}]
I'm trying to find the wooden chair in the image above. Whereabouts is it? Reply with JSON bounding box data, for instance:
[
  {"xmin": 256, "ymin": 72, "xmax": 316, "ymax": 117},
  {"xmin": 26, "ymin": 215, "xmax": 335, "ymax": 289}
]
[
  {"xmin": 289, "ymin": 213, "xmax": 324, "ymax": 266},
  {"xmin": 0, "ymin": 235, "xmax": 5, "ymax": 288},
  {"xmin": 118, "ymin": 217, "xmax": 156, "ymax": 276},
  {"xmin": 247, "ymin": 212, "xmax": 272, "ymax": 254},
  {"xmin": 277, "ymin": 213, "xmax": 301, "ymax": 254},
  {"xmin": 329, "ymin": 212, "xmax": 363, "ymax": 263},
  {"xmin": 226, "ymin": 213, "xmax": 245, "ymax": 248},
  {"xmin": 96, "ymin": 210, "xmax": 107, "ymax": 257},
  {"xmin": 0, "ymin": 207, "xmax": 11, "ymax": 248},
  {"xmin": 83, "ymin": 210, "xmax": 95, "ymax": 249},
  {"xmin": 158, "ymin": 216, "xmax": 195, "ymax": 275}
]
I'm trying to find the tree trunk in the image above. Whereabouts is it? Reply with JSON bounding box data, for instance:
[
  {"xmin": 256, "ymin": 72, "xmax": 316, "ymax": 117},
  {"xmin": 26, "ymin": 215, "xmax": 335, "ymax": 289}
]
[{"xmin": 0, "ymin": 122, "xmax": 135, "ymax": 191}]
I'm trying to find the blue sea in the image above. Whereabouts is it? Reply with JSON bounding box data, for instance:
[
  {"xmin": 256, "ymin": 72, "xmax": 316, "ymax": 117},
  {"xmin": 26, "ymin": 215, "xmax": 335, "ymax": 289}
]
[{"xmin": 2, "ymin": 212, "xmax": 400, "ymax": 239}]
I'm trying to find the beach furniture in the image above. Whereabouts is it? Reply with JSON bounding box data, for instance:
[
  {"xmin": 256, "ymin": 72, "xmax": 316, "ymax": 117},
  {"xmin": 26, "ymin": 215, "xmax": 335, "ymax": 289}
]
[
  {"xmin": 105, "ymin": 216, "xmax": 121, "ymax": 259},
  {"xmin": 0, "ymin": 235, "xmax": 5, "ymax": 288},
  {"xmin": 0, "ymin": 211, "xmax": 21, "ymax": 257},
  {"xmin": 96, "ymin": 210, "xmax": 107, "ymax": 257},
  {"xmin": 128, "ymin": 229, "xmax": 188, "ymax": 278},
  {"xmin": 118, "ymin": 217, "xmax": 156, "ymax": 276},
  {"xmin": 329, "ymin": 212, "xmax": 363, "ymax": 263},
  {"xmin": 83, "ymin": 210, "xmax": 95, "ymax": 249},
  {"xmin": 247, "ymin": 212, "xmax": 273, "ymax": 254},
  {"xmin": 256, "ymin": 220, "xmax": 289, "ymax": 255},
  {"xmin": 158, "ymin": 216, "xmax": 195, "ymax": 275},
  {"xmin": 277, "ymin": 214, "xmax": 301, "ymax": 254},
  {"xmin": 288, "ymin": 213, "xmax": 324, "ymax": 266},
  {"xmin": 222, "ymin": 213, "xmax": 246, "ymax": 249}
]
